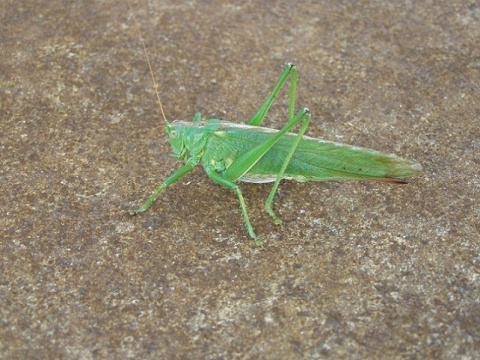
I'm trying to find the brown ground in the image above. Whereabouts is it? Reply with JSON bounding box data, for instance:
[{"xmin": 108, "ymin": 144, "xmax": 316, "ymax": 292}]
[{"xmin": 1, "ymin": 0, "xmax": 478, "ymax": 358}]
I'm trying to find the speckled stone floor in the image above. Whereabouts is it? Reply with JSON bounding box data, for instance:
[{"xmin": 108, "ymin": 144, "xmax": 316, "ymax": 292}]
[{"xmin": 1, "ymin": 1, "xmax": 478, "ymax": 358}]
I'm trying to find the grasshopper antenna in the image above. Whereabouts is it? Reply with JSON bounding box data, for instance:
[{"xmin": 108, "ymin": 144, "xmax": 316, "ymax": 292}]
[{"xmin": 127, "ymin": 0, "xmax": 167, "ymax": 124}]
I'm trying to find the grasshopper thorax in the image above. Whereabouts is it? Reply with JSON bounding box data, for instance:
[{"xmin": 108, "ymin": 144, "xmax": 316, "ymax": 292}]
[{"xmin": 167, "ymin": 118, "xmax": 222, "ymax": 161}]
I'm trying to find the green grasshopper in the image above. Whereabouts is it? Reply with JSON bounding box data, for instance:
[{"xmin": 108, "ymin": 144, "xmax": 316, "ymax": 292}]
[
  {"xmin": 127, "ymin": 6, "xmax": 422, "ymax": 246},
  {"xmin": 129, "ymin": 62, "xmax": 422, "ymax": 246}
]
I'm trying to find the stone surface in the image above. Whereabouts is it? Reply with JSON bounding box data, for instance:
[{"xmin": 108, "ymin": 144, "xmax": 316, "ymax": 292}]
[{"xmin": 1, "ymin": 0, "xmax": 478, "ymax": 358}]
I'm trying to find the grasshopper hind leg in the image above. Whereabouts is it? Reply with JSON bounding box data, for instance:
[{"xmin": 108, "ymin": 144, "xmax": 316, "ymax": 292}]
[
  {"xmin": 265, "ymin": 109, "xmax": 311, "ymax": 227},
  {"xmin": 247, "ymin": 63, "xmax": 297, "ymax": 126}
]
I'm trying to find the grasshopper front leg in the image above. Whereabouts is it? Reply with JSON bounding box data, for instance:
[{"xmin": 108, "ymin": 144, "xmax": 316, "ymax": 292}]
[{"xmin": 129, "ymin": 157, "xmax": 199, "ymax": 215}]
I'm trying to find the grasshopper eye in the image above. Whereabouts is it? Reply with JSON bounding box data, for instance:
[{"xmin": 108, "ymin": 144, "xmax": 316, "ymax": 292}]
[{"xmin": 170, "ymin": 130, "xmax": 178, "ymax": 138}]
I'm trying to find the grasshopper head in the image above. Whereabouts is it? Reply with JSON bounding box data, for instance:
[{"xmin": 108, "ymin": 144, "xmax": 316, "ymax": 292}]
[{"xmin": 165, "ymin": 120, "xmax": 187, "ymax": 159}]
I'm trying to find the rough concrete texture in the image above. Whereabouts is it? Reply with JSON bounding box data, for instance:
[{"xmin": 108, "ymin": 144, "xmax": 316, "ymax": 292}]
[{"xmin": 1, "ymin": 0, "xmax": 478, "ymax": 358}]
